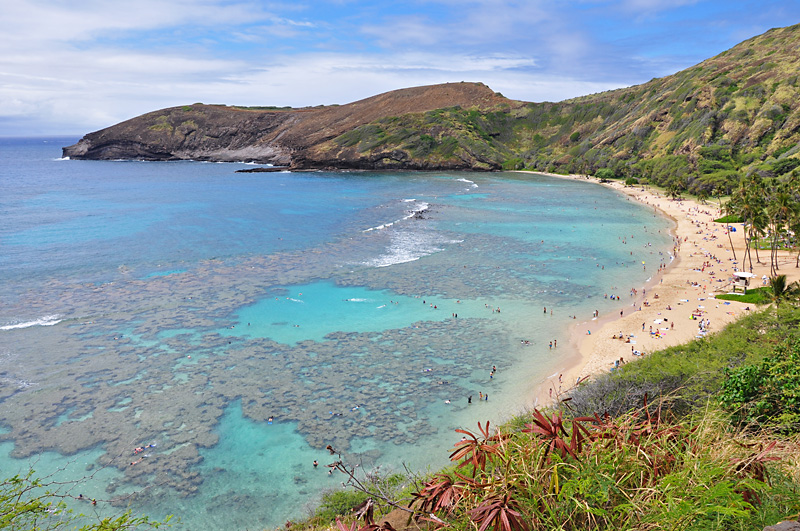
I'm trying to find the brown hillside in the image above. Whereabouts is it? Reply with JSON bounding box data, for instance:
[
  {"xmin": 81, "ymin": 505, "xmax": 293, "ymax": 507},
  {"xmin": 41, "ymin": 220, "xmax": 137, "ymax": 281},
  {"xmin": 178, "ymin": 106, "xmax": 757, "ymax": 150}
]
[
  {"xmin": 286, "ymin": 81, "xmax": 513, "ymax": 146},
  {"xmin": 62, "ymin": 82, "xmax": 514, "ymax": 163}
]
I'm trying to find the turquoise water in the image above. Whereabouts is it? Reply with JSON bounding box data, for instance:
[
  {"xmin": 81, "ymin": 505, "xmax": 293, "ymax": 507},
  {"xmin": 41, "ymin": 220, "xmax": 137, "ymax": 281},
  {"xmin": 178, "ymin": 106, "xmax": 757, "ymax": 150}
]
[
  {"xmin": 0, "ymin": 138, "xmax": 673, "ymax": 530},
  {"xmin": 226, "ymin": 283, "xmax": 471, "ymax": 344}
]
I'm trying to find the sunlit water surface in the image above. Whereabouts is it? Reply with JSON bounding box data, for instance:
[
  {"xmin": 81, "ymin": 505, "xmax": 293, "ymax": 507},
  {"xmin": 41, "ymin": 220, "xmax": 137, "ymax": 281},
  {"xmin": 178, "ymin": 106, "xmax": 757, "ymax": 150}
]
[{"xmin": 0, "ymin": 137, "xmax": 673, "ymax": 530}]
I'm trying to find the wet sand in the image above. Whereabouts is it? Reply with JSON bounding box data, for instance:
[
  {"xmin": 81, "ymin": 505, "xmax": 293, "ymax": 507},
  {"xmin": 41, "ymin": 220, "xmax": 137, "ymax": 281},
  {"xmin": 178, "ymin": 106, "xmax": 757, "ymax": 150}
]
[{"xmin": 523, "ymin": 173, "xmax": 800, "ymax": 404}]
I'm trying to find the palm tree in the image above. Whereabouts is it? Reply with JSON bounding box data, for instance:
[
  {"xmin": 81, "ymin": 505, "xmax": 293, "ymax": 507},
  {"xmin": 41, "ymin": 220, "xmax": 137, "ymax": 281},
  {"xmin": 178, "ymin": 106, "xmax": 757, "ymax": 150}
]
[
  {"xmin": 769, "ymin": 274, "xmax": 799, "ymax": 308},
  {"xmin": 734, "ymin": 176, "xmax": 767, "ymax": 272},
  {"xmin": 722, "ymin": 194, "xmax": 739, "ymax": 263},
  {"xmin": 766, "ymin": 183, "xmax": 799, "ymax": 276},
  {"xmin": 667, "ymin": 182, "xmax": 683, "ymax": 201}
]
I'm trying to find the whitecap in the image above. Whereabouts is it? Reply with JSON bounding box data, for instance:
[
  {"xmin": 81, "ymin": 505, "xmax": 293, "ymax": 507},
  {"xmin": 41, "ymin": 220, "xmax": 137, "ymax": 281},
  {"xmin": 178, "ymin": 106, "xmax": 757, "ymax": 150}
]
[
  {"xmin": 363, "ymin": 229, "xmax": 460, "ymax": 268},
  {"xmin": 1, "ymin": 315, "xmax": 63, "ymax": 331}
]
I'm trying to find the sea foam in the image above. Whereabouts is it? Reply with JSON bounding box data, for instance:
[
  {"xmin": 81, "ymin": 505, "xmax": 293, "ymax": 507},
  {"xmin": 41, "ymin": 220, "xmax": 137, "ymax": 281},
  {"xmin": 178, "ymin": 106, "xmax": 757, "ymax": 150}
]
[
  {"xmin": 363, "ymin": 230, "xmax": 461, "ymax": 268},
  {"xmin": 363, "ymin": 200, "xmax": 429, "ymax": 232},
  {"xmin": 1, "ymin": 315, "xmax": 62, "ymax": 331}
]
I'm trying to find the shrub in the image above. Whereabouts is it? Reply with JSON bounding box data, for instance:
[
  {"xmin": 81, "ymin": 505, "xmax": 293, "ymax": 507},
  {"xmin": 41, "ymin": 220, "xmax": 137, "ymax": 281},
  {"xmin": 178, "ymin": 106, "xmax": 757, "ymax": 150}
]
[
  {"xmin": 407, "ymin": 407, "xmax": 799, "ymax": 531},
  {"xmin": 594, "ymin": 168, "xmax": 616, "ymax": 180},
  {"xmin": 314, "ymin": 489, "xmax": 371, "ymax": 523},
  {"xmin": 0, "ymin": 470, "xmax": 168, "ymax": 530},
  {"xmin": 721, "ymin": 336, "xmax": 800, "ymax": 433}
]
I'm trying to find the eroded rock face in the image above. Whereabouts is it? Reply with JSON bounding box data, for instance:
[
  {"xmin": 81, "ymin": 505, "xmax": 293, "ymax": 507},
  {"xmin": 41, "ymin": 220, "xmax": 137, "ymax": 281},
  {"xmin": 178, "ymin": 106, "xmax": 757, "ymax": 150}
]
[
  {"xmin": 764, "ymin": 522, "xmax": 800, "ymax": 531},
  {"xmin": 62, "ymin": 82, "xmax": 512, "ymax": 170}
]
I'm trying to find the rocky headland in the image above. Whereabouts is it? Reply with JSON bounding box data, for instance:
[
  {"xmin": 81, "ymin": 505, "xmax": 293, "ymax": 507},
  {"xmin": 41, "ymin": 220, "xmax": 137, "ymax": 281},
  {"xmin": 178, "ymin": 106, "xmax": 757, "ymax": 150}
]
[{"xmin": 64, "ymin": 23, "xmax": 800, "ymax": 187}]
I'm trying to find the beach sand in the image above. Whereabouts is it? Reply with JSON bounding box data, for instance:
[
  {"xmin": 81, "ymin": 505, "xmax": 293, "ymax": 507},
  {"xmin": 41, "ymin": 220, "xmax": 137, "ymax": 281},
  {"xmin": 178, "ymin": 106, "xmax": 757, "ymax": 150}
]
[{"xmin": 526, "ymin": 173, "xmax": 800, "ymax": 405}]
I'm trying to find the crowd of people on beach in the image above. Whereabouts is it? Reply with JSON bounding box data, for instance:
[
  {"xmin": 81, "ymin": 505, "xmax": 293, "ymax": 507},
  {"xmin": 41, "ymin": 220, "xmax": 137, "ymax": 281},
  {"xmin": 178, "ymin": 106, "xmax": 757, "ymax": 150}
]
[{"xmin": 560, "ymin": 183, "xmax": 769, "ymax": 393}]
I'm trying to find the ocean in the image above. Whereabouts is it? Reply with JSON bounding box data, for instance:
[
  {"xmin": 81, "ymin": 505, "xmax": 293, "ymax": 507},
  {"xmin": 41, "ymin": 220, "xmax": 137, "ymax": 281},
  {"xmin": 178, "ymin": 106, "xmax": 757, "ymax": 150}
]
[{"xmin": 0, "ymin": 137, "xmax": 673, "ymax": 529}]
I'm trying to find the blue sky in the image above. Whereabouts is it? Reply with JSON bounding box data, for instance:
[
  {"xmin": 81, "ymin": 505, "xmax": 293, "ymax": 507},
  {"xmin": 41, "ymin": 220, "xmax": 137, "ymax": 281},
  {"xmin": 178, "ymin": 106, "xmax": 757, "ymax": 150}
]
[{"xmin": 2, "ymin": 0, "xmax": 799, "ymax": 136}]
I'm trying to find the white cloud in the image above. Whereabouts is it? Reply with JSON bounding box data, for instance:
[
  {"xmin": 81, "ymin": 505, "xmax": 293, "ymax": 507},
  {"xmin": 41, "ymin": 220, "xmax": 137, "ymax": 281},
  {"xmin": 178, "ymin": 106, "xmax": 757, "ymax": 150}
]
[
  {"xmin": 2, "ymin": 0, "xmax": 271, "ymax": 42},
  {"xmin": 619, "ymin": 0, "xmax": 700, "ymax": 14},
  {"xmin": 2, "ymin": 0, "xmax": 798, "ymax": 135},
  {"xmin": 0, "ymin": 42, "xmax": 621, "ymax": 135}
]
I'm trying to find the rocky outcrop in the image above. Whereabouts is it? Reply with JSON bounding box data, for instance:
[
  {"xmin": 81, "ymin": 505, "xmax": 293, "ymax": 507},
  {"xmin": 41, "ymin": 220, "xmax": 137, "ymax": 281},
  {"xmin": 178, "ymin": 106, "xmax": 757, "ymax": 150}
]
[
  {"xmin": 62, "ymin": 82, "xmax": 514, "ymax": 169},
  {"xmin": 764, "ymin": 522, "xmax": 800, "ymax": 531},
  {"xmin": 63, "ymin": 24, "xmax": 800, "ymax": 176}
]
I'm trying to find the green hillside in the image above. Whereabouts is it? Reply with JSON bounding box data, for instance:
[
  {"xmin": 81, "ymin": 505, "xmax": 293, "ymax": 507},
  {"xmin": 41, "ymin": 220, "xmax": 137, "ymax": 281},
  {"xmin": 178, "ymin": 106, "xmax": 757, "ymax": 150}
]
[{"xmin": 312, "ymin": 23, "xmax": 800, "ymax": 189}]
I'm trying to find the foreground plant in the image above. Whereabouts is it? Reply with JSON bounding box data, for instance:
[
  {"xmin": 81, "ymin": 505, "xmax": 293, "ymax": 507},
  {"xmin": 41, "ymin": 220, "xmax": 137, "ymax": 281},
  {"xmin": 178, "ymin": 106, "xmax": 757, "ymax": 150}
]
[
  {"xmin": 0, "ymin": 469, "xmax": 170, "ymax": 531},
  {"xmin": 404, "ymin": 401, "xmax": 799, "ymax": 531}
]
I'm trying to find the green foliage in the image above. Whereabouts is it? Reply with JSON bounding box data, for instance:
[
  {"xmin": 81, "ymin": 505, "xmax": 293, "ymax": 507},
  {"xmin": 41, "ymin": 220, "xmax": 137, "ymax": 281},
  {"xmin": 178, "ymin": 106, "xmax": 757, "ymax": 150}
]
[
  {"xmin": 634, "ymin": 156, "xmax": 694, "ymax": 190},
  {"xmin": 772, "ymin": 157, "xmax": 800, "ymax": 176},
  {"xmin": 147, "ymin": 116, "xmax": 172, "ymax": 133},
  {"xmin": 721, "ymin": 337, "xmax": 800, "ymax": 433},
  {"xmin": 410, "ymin": 134, "xmax": 437, "ymax": 157},
  {"xmin": 594, "ymin": 168, "xmax": 616, "ymax": 180},
  {"xmin": 768, "ymin": 274, "xmax": 800, "ymax": 307},
  {"xmin": 624, "ymin": 177, "xmax": 639, "ymax": 186},
  {"xmin": 313, "ymin": 489, "xmax": 371, "ymax": 523},
  {"xmin": 0, "ymin": 470, "xmax": 169, "ymax": 530},
  {"xmin": 714, "ymin": 214, "xmax": 743, "ymax": 223},
  {"xmin": 321, "ymin": 26, "xmax": 800, "ymax": 175},
  {"xmin": 566, "ymin": 306, "xmax": 800, "ymax": 418},
  {"xmin": 409, "ymin": 408, "xmax": 799, "ymax": 531},
  {"xmin": 502, "ymin": 158, "xmax": 525, "ymax": 170},
  {"xmin": 336, "ymin": 125, "xmax": 387, "ymax": 150},
  {"xmin": 715, "ymin": 287, "xmax": 771, "ymax": 304}
]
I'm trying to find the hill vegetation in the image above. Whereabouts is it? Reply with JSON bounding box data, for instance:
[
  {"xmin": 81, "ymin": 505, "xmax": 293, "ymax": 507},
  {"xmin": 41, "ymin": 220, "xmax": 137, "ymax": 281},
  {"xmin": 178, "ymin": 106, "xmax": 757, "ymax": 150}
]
[
  {"xmin": 313, "ymin": 23, "xmax": 800, "ymax": 191},
  {"xmin": 64, "ymin": 23, "xmax": 800, "ymax": 191}
]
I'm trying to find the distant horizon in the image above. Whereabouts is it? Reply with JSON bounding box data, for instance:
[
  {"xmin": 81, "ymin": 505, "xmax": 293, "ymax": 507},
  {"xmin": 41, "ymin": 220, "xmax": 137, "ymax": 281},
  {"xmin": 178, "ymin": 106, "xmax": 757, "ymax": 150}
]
[{"xmin": 3, "ymin": 1, "xmax": 800, "ymax": 136}]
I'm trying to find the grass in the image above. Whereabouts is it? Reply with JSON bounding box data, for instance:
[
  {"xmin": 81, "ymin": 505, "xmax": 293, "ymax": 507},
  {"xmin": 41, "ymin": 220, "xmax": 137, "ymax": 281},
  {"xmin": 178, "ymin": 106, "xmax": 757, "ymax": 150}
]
[
  {"xmin": 566, "ymin": 305, "xmax": 800, "ymax": 418},
  {"xmin": 716, "ymin": 287, "xmax": 772, "ymax": 304}
]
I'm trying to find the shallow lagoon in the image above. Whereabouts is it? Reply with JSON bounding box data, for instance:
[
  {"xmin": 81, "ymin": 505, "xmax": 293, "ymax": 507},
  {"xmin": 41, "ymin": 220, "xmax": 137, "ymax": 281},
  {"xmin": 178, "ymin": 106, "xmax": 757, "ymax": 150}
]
[{"xmin": 0, "ymin": 138, "xmax": 673, "ymax": 529}]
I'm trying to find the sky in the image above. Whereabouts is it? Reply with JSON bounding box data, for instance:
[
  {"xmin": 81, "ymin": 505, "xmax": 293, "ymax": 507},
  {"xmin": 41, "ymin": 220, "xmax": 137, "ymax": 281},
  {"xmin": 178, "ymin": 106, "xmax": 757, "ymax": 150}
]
[{"xmin": 2, "ymin": 0, "xmax": 799, "ymax": 136}]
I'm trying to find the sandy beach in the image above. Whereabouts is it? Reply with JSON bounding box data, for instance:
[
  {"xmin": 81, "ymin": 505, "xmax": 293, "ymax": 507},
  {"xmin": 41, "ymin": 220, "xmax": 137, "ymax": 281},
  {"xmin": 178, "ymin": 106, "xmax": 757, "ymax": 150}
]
[{"xmin": 528, "ymin": 173, "xmax": 800, "ymax": 404}]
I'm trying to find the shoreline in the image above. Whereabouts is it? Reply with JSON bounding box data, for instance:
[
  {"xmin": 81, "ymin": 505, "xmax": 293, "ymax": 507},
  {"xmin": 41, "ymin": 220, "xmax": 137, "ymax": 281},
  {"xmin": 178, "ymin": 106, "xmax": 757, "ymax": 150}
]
[{"xmin": 519, "ymin": 171, "xmax": 800, "ymax": 407}]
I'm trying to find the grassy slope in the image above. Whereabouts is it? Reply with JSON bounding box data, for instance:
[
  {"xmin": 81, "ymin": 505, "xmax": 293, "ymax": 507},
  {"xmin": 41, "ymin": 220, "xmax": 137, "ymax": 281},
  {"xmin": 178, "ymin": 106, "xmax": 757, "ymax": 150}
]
[{"xmin": 319, "ymin": 23, "xmax": 800, "ymax": 185}]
